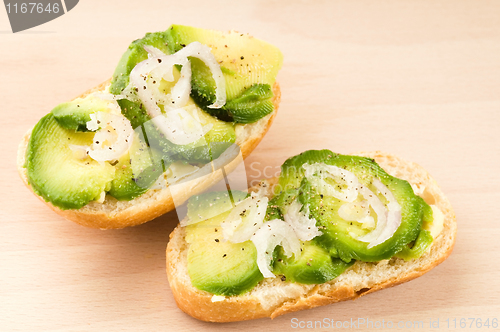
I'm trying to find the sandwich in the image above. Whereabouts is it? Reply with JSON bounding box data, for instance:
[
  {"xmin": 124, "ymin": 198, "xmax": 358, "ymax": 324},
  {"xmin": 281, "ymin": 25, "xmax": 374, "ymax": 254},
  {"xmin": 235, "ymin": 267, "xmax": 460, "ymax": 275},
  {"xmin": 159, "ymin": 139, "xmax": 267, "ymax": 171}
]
[
  {"xmin": 166, "ymin": 150, "xmax": 456, "ymax": 322},
  {"xmin": 17, "ymin": 25, "xmax": 283, "ymax": 229}
]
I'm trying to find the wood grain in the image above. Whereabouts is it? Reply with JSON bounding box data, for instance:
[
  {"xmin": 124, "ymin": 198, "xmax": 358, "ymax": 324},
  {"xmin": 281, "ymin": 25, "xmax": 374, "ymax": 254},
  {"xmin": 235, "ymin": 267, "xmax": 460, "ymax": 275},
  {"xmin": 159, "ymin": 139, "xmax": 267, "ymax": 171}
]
[{"xmin": 1, "ymin": 0, "xmax": 499, "ymax": 330}]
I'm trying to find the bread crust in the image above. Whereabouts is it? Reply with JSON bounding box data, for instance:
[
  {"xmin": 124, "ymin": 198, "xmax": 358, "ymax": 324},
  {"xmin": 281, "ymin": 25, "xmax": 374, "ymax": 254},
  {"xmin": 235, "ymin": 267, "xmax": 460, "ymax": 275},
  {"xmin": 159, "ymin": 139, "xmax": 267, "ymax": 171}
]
[
  {"xmin": 17, "ymin": 80, "xmax": 281, "ymax": 229},
  {"xmin": 166, "ymin": 152, "xmax": 457, "ymax": 322}
]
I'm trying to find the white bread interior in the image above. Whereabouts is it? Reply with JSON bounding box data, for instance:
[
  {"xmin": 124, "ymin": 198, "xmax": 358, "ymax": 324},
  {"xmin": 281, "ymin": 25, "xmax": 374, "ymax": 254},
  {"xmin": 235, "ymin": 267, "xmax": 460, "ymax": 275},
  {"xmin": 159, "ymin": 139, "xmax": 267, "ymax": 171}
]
[
  {"xmin": 166, "ymin": 151, "xmax": 457, "ymax": 322},
  {"xmin": 17, "ymin": 80, "xmax": 280, "ymax": 229}
]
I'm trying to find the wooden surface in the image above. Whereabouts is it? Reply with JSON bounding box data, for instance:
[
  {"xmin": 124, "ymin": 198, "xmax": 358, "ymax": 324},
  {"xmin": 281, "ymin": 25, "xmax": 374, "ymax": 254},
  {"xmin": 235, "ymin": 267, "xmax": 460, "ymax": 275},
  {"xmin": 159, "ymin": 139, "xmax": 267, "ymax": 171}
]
[{"xmin": 2, "ymin": 1, "xmax": 499, "ymax": 331}]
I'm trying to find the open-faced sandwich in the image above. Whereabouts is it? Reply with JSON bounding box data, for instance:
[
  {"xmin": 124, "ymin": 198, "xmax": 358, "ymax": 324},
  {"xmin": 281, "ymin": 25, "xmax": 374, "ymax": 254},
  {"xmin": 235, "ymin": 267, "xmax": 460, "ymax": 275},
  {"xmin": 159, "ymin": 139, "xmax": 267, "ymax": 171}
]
[
  {"xmin": 17, "ymin": 25, "xmax": 283, "ymax": 229},
  {"xmin": 166, "ymin": 150, "xmax": 456, "ymax": 322}
]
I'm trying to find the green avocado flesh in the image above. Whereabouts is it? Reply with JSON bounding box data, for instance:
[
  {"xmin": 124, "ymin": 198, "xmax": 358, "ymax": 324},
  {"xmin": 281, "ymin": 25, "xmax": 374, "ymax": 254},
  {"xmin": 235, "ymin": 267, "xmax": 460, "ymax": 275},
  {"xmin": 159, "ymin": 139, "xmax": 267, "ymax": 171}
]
[
  {"xmin": 395, "ymin": 204, "xmax": 434, "ymax": 260},
  {"xmin": 50, "ymin": 95, "xmax": 158, "ymax": 201},
  {"xmin": 133, "ymin": 103, "xmax": 237, "ymax": 166},
  {"xmin": 187, "ymin": 190, "xmax": 248, "ymax": 223},
  {"xmin": 185, "ymin": 150, "xmax": 434, "ymax": 295},
  {"xmin": 25, "ymin": 114, "xmax": 115, "ymax": 209},
  {"xmin": 51, "ymin": 97, "xmax": 112, "ymax": 132},
  {"xmin": 186, "ymin": 191, "xmax": 263, "ymax": 296},
  {"xmin": 174, "ymin": 104, "xmax": 236, "ymax": 163},
  {"xmin": 111, "ymin": 29, "xmax": 238, "ymax": 163},
  {"xmin": 273, "ymin": 243, "xmax": 353, "ymax": 284},
  {"xmin": 28, "ymin": 25, "xmax": 276, "ymax": 209},
  {"xmin": 110, "ymin": 25, "xmax": 282, "ymax": 125},
  {"xmin": 166, "ymin": 25, "xmax": 283, "ymax": 123},
  {"xmin": 106, "ymin": 152, "xmax": 149, "ymax": 201},
  {"xmin": 110, "ymin": 31, "xmax": 170, "ymax": 129},
  {"xmin": 278, "ymin": 150, "xmax": 429, "ymax": 263}
]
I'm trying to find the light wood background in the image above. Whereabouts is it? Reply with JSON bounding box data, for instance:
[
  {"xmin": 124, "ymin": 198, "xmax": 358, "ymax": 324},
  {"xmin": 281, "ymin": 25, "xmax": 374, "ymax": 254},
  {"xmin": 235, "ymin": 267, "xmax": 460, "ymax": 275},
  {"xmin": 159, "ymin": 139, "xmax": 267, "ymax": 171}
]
[{"xmin": 1, "ymin": 1, "xmax": 499, "ymax": 331}]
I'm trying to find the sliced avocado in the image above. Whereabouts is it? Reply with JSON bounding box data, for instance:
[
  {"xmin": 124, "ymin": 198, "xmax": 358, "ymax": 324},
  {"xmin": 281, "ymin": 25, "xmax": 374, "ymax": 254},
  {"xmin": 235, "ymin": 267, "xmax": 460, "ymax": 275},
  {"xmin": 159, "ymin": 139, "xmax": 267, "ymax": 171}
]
[
  {"xmin": 128, "ymin": 128, "xmax": 173, "ymax": 191},
  {"xmin": 395, "ymin": 204, "xmax": 434, "ymax": 260},
  {"xmin": 273, "ymin": 242, "xmax": 353, "ymax": 284},
  {"xmin": 166, "ymin": 25, "xmax": 283, "ymax": 123},
  {"xmin": 51, "ymin": 96, "xmax": 112, "ymax": 132},
  {"xmin": 223, "ymin": 84, "xmax": 274, "ymax": 123},
  {"xmin": 394, "ymin": 229, "xmax": 433, "ymax": 261},
  {"xmin": 110, "ymin": 31, "xmax": 171, "ymax": 129},
  {"xmin": 264, "ymin": 195, "xmax": 284, "ymax": 221},
  {"xmin": 187, "ymin": 190, "xmax": 248, "ymax": 223},
  {"xmin": 282, "ymin": 151, "xmax": 426, "ymax": 262},
  {"xmin": 175, "ymin": 104, "xmax": 236, "ymax": 163},
  {"xmin": 186, "ymin": 210, "xmax": 263, "ymax": 296},
  {"xmin": 25, "ymin": 114, "xmax": 115, "ymax": 209},
  {"xmin": 107, "ymin": 152, "xmax": 148, "ymax": 201},
  {"xmin": 276, "ymin": 149, "xmax": 338, "ymax": 195}
]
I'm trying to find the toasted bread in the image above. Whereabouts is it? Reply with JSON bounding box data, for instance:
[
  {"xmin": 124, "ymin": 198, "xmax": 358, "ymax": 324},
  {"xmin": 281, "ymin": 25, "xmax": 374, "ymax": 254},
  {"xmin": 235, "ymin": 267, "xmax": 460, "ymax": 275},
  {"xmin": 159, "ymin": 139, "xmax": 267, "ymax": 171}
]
[
  {"xmin": 166, "ymin": 151, "xmax": 456, "ymax": 322},
  {"xmin": 17, "ymin": 80, "xmax": 280, "ymax": 229}
]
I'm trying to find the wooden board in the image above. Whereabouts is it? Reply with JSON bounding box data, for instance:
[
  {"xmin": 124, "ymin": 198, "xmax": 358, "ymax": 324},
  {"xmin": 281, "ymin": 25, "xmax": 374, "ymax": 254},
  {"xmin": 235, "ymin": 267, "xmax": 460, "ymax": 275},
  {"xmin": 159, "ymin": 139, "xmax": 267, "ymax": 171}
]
[{"xmin": 1, "ymin": 0, "xmax": 499, "ymax": 330}]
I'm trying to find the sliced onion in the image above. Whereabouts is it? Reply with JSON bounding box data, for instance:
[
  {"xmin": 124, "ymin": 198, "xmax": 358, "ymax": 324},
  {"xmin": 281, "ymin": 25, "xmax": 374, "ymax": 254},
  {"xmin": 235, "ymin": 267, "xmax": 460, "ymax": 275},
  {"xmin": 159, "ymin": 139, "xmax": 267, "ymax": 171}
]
[
  {"xmin": 169, "ymin": 60, "xmax": 192, "ymax": 109},
  {"xmin": 171, "ymin": 42, "xmax": 226, "ymax": 109},
  {"xmin": 129, "ymin": 59, "xmax": 171, "ymax": 118},
  {"xmin": 143, "ymin": 45, "xmax": 166, "ymax": 58},
  {"xmin": 283, "ymin": 199, "xmax": 322, "ymax": 241},
  {"xmin": 129, "ymin": 42, "xmax": 226, "ymax": 119},
  {"xmin": 250, "ymin": 219, "xmax": 301, "ymax": 278},
  {"xmin": 221, "ymin": 192, "xmax": 268, "ymax": 243},
  {"xmin": 86, "ymin": 112, "xmax": 134, "ymax": 162},
  {"xmin": 253, "ymin": 180, "xmax": 272, "ymax": 198},
  {"xmin": 357, "ymin": 179, "xmax": 402, "ymax": 248},
  {"xmin": 127, "ymin": 42, "xmax": 225, "ymax": 146},
  {"xmin": 86, "ymin": 113, "xmax": 99, "ymax": 131},
  {"xmin": 303, "ymin": 162, "xmax": 402, "ymax": 249},
  {"xmin": 303, "ymin": 163, "xmax": 360, "ymax": 202}
]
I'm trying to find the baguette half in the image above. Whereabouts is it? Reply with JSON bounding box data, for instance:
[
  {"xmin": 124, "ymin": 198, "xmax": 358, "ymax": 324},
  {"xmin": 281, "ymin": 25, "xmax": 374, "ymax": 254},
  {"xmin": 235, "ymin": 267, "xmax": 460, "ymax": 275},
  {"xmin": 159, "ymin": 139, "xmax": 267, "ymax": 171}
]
[
  {"xmin": 166, "ymin": 151, "xmax": 456, "ymax": 322},
  {"xmin": 17, "ymin": 80, "xmax": 281, "ymax": 229}
]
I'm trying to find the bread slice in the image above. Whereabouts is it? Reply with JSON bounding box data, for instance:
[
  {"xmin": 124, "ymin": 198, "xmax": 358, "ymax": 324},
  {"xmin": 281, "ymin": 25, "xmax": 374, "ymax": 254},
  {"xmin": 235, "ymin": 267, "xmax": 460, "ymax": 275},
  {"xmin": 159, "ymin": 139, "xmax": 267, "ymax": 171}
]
[
  {"xmin": 166, "ymin": 151, "xmax": 457, "ymax": 322},
  {"xmin": 17, "ymin": 80, "xmax": 281, "ymax": 229}
]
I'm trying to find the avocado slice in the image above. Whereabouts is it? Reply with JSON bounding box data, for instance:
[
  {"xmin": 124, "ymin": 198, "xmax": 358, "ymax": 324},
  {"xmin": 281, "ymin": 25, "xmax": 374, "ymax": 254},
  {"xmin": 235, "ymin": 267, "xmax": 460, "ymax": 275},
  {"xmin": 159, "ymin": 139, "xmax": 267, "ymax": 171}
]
[
  {"xmin": 25, "ymin": 114, "xmax": 115, "ymax": 210},
  {"xmin": 276, "ymin": 149, "xmax": 338, "ymax": 195},
  {"xmin": 165, "ymin": 25, "xmax": 283, "ymax": 123},
  {"xmin": 187, "ymin": 190, "xmax": 248, "ymax": 223},
  {"xmin": 395, "ymin": 204, "xmax": 434, "ymax": 260},
  {"xmin": 264, "ymin": 195, "xmax": 284, "ymax": 221},
  {"xmin": 273, "ymin": 242, "xmax": 353, "ymax": 284},
  {"xmin": 110, "ymin": 26, "xmax": 282, "ymax": 125},
  {"xmin": 110, "ymin": 31, "xmax": 171, "ymax": 129},
  {"xmin": 51, "ymin": 96, "xmax": 112, "ymax": 132},
  {"xmin": 106, "ymin": 152, "xmax": 149, "ymax": 201},
  {"xmin": 133, "ymin": 103, "xmax": 237, "ymax": 165},
  {"xmin": 394, "ymin": 229, "xmax": 433, "ymax": 261},
  {"xmin": 174, "ymin": 104, "xmax": 236, "ymax": 163},
  {"xmin": 185, "ymin": 194, "xmax": 263, "ymax": 296},
  {"xmin": 278, "ymin": 150, "xmax": 427, "ymax": 263},
  {"xmin": 106, "ymin": 127, "xmax": 172, "ymax": 200}
]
